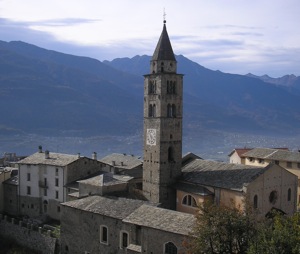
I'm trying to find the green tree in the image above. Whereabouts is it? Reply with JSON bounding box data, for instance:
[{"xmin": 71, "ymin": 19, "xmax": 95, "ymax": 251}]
[
  {"xmin": 248, "ymin": 212, "xmax": 300, "ymax": 254},
  {"xmin": 185, "ymin": 200, "xmax": 257, "ymax": 254}
]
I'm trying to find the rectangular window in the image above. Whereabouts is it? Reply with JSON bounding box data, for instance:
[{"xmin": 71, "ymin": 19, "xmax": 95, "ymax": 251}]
[
  {"xmin": 120, "ymin": 231, "xmax": 128, "ymax": 249},
  {"xmin": 44, "ymin": 178, "xmax": 47, "ymax": 187},
  {"xmin": 275, "ymin": 160, "xmax": 279, "ymax": 165},
  {"xmin": 55, "ymin": 168, "xmax": 59, "ymax": 176},
  {"xmin": 27, "ymin": 186, "xmax": 31, "ymax": 195},
  {"xmin": 27, "ymin": 173, "xmax": 30, "ymax": 181},
  {"xmin": 100, "ymin": 226, "xmax": 108, "ymax": 244},
  {"xmin": 287, "ymin": 161, "xmax": 292, "ymax": 168},
  {"xmin": 258, "ymin": 159, "xmax": 264, "ymax": 164},
  {"xmin": 249, "ymin": 157, "xmax": 254, "ymax": 162},
  {"xmin": 55, "ymin": 178, "xmax": 59, "ymax": 187},
  {"xmin": 297, "ymin": 163, "xmax": 300, "ymax": 169},
  {"xmin": 44, "ymin": 188, "xmax": 47, "ymax": 196},
  {"xmin": 56, "ymin": 191, "xmax": 59, "ymax": 199}
]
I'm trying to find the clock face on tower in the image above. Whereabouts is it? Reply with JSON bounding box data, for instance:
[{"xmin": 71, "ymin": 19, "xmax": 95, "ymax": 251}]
[{"xmin": 146, "ymin": 129, "xmax": 156, "ymax": 146}]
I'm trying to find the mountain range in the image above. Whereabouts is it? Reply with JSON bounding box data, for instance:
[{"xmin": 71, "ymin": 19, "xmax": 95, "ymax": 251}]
[{"xmin": 1, "ymin": 40, "xmax": 300, "ymax": 139}]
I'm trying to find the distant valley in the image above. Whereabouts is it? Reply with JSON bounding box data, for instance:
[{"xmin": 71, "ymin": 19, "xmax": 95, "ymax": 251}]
[{"xmin": 1, "ymin": 40, "xmax": 300, "ymax": 160}]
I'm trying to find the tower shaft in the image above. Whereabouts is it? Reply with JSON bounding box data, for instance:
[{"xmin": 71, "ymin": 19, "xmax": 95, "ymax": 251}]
[{"xmin": 143, "ymin": 21, "xmax": 183, "ymax": 209}]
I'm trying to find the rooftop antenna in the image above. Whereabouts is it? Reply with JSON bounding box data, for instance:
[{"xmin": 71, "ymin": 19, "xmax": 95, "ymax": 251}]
[{"xmin": 163, "ymin": 8, "xmax": 166, "ymax": 24}]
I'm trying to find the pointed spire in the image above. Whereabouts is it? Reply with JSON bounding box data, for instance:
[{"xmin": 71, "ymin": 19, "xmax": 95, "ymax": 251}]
[{"xmin": 152, "ymin": 20, "xmax": 176, "ymax": 61}]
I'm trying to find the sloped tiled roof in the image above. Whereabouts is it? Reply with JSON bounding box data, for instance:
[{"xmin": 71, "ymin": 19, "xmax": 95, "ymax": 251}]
[
  {"xmin": 78, "ymin": 172, "xmax": 133, "ymax": 187},
  {"xmin": 3, "ymin": 175, "xmax": 18, "ymax": 185},
  {"xmin": 182, "ymin": 152, "xmax": 202, "ymax": 166},
  {"xmin": 174, "ymin": 182, "xmax": 213, "ymax": 196},
  {"xmin": 100, "ymin": 153, "xmax": 142, "ymax": 169},
  {"xmin": 242, "ymin": 148, "xmax": 300, "ymax": 162},
  {"xmin": 182, "ymin": 159, "xmax": 268, "ymax": 191},
  {"xmin": 123, "ymin": 204, "xmax": 195, "ymax": 236},
  {"xmin": 17, "ymin": 152, "xmax": 80, "ymax": 166},
  {"xmin": 61, "ymin": 195, "xmax": 147, "ymax": 220},
  {"xmin": 228, "ymin": 148, "xmax": 252, "ymax": 157}
]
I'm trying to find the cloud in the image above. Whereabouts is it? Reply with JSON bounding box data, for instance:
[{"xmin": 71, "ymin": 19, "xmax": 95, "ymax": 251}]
[
  {"xmin": 0, "ymin": 12, "xmax": 299, "ymax": 78},
  {"xmin": 26, "ymin": 18, "xmax": 102, "ymax": 27}
]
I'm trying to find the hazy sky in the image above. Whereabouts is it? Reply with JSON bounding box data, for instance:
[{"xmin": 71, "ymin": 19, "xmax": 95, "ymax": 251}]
[{"xmin": 1, "ymin": 0, "xmax": 299, "ymax": 77}]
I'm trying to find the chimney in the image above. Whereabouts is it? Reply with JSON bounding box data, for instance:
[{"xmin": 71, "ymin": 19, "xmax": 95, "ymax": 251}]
[
  {"xmin": 121, "ymin": 161, "xmax": 124, "ymax": 166},
  {"xmin": 77, "ymin": 153, "xmax": 81, "ymax": 158},
  {"xmin": 92, "ymin": 152, "xmax": 97, "ymax": 160},
  {"xmin": 45, "ymin": 150, "xmax": 50, "ymax": 159},
  {"xmin": 38, "ymin": 146, "xmax": 43, "ymax": 153},
  {"xmin": 112, "ymin": 161, "xmax": 115, "ymax": 166}
]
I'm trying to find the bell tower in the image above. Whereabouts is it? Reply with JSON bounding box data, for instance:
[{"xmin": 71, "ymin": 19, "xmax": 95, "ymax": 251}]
[{"xmin": 143, "ymin": 19, "xmax": 183, "ymax": 209}]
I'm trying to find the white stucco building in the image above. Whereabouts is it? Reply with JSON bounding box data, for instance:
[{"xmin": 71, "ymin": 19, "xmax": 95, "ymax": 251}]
[{"xmin": 17, "ymin": 147, "xmax": 102, "ymax": 220}]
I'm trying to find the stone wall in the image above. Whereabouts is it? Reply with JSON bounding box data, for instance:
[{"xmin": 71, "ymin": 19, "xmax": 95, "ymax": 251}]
[
  {"xmin": 60, "ymin": 205, "xmax": 125, "ymax": 254},
  {"xmin": 19, "ymin": 195, "xmax": 41, "ymax": 217},
  {"xmin": 3, "ymin": 182, "xmax": 18, "ymax": 216},
  {"xmin": 66, "ymin": 157, "xmax": 102, "ymax": 183},
  {"xmin": 0, "ymin": 214, "xmax": 57, "ymax": 254},
  {"xmin": 123, "ymin": 221, "xmax": 188, "ymax": 254}
]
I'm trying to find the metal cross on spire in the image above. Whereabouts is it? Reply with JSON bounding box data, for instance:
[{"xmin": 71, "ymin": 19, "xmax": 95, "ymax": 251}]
[{"xmin": 163, "ymin": 8, "xmax": 166, "ymax": 24}]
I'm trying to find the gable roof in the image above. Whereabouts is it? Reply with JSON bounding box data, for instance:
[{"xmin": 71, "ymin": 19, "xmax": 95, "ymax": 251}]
[
  {"xmin": 182, "ymin": 152, "xmax": 202, "ymax": 166},
  {"xmin": 181, "ymin": 159, "xmax": 268, "ymax": 191},
  {"xmin": 228, "ymin": 148, "xmax": 252, "ymax": 157},
  {"xmin": 61, "ymin": 195, "xmax": 148, "ymax": 220},
  {"xmin": 17, "ymin": 152, "xmax": 80, "ymax": 166},
  {"xmin": 77, "ymin": 172, "xmax": 133, "ymax": 187},
  {"xmin": 123, "ymin": 204, "xmax": 195, "ymax": 236},
  {"xmin": 100, "ymin": 153, "xmax": 142, "ymax": 169},
  {"xmin": 242, "ymin": 148, "xmax": 300, "ymax": 162}
]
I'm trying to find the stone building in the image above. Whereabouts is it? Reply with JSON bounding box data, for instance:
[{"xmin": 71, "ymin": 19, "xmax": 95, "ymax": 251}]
[
  {"xmin": 66, "ymin": 171, "xmax": 133, "ymax": 201},
  {"xmin": 176, "ymin": 159, "xmax": 297, "ymax": 217},
  {"xmin": 228, "ymin": 148, "xmax": 252, "ymax": 164},
  {"xmin": 143, "ymin": 20, "xmax": 183, "ymax": 209},
  {"xmin": 60, "ymin": 195, "xmax": 194, "ymax": 254},
  {"xmin": 240, "ymin": 148, "xmax": 300, "ymax": 208},
  {"xmin": 17, "ymin": 147, "xmax": 102, "ymax": 220},
  {"xmin": 100, "ymin": 153, "xmax": 143, "ymax": 179},
  {"xmin": 0, "ymin": 167, "xmax": 17, "ymax": 213},
  {"xmin": 2, "ymin": 175, "xmax": 19, "ymax": 216},
  {"xmin": 57, "ymin": 18, "xmax": 299, "ymax": 254}
]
